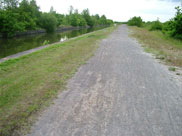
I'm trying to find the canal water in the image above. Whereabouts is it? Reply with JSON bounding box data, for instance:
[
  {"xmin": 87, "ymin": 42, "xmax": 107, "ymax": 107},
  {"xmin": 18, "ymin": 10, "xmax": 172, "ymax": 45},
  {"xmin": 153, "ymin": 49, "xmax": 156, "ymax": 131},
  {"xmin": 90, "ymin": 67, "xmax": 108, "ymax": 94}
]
[{"xmin": 0, "ymin": 27, "xmax": 106, "ymax": 59}]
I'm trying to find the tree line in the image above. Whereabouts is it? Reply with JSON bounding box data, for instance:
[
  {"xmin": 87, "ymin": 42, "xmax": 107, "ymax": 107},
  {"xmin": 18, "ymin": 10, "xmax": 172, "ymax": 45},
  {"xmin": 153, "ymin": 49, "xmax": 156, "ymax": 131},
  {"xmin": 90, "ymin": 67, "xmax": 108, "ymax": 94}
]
[
  {"xmin": 127, "ymin": 6, "xmax": 182, "ymax": 40},
  {"xmin": 0, "ymin": 0, "xmax": 114, "ymax": 38}
]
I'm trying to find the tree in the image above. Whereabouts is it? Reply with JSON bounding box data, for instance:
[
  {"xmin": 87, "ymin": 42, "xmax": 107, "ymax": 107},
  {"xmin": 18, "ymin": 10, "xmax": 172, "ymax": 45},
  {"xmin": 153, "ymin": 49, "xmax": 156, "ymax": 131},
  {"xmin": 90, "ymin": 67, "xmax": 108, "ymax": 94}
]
[
  {"xmin": 39, "ymin": 13, "xmax": 57, "ymax": 33},
  {"xmin": 149, "ymin": 19, "xmax": 163, "ymax": 31},
  {"xmin": 69, "ymin": 9, "xmax": 87, "ymax": 27},
  {"xmin": 0, "ymin": 0, "xmax": 19, "ymax": 9},
  {"xmin": 95, "ymin": 14, "xmax": 100, "ymax": 20},
  {"xmin": 128, "ymin": 16, "xmax": 143, "ymax": 27},
  {"xmin": 82, "ymin": 9, "xmax": 94, "ymax": 26},
  {"xmin": 55, "ymin": 13, "xmax": 64, "ymax": 26},
  {"xmin": 79, "ymin": 17, "xmax": 87, "ymax": 26},
  {"xmin": 69, "ymin": 5, "xmax": 74, "ymax": 15},
  {"xmin": 173, "ymin": 6, "xmax": 182, "ymax": 39},
  {"xmin": 106, "ymin": 19, "xmax": 114, "ymax": 25},
  {"xmin": 93, "ymin": 14, "xmax": 100, "ymax": 25},
  {"xmin": 18, "ymin": 0, "xmax": 37, "ymax": 30},
  {"xmin": 62, "ymin": 15, "xmax": 70, "ymax": 25},
  {"xmin": 163, "ymin": 6, "xmax": 182, "ymax": 39},
  {"xmin": 70, "ymin": 14, "xmax": 79, "ymax": 26},
  {"xmin": 100, "ymin": 15, "xmax": 107, "ymax": 25},
  {"xmin": 0, "ymin": 9, "xmax": 25, "ymax": 37},
  {"xmin": 0, "ymin": 2, "xmax": 114, "ymax": 38}
]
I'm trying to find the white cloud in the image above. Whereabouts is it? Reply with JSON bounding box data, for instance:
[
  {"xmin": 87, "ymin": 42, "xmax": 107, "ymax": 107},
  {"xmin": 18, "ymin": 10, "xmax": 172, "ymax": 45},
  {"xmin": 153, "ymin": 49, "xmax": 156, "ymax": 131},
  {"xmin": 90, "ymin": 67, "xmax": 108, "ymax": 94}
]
[{"xmin": 36, "ymin": 0, "xmax": 181, "ymax": 22}]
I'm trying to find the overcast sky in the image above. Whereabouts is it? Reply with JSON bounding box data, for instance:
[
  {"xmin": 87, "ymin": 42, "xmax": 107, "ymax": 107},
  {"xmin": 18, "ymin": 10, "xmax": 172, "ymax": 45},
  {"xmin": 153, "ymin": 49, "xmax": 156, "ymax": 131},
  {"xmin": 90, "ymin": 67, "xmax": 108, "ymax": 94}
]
[{"xmin": 36, "ymin": 0, "xmax": 181, "ymax": 22}]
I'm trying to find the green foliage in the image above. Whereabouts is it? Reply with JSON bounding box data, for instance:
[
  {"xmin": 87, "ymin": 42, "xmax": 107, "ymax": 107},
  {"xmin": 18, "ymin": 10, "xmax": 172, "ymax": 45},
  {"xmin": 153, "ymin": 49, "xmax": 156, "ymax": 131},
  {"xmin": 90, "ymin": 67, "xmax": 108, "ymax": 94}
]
[
  {"xmin": 130, "ymin": 7, "xmax": 182, "ymax": 40},
  {"xmin": 162, "ymin": 7, "xmax": 182, "ymax": 39},
  {"xmin": 62, "ymin": 15, "xmax": 70, "ymax": 25},
  {"xmin": 114, "ymin": 21, "xmax": 123, "ymax": 25},
  {"xmin": 0, "ymin": 9, "xmax": 25, "ymax": 37},
  {"xmin": 169, "ymin": 67, "xmax": 176, "ymax": 71},
  {"xmin": 55, "ymin": 13, "xmax": 65, "ymax": 26},
  {"xmin": 0, "ymin": 0, "xmax": 40, "ymax": 37},
  {"xmin": 129, "ymin": 7, "xmax": 182, "ymax": 40},
  {"xmin": 173, "ymin": 7, "xmax": 182, "ymax": 39},
  {"xmin": 99, "ymin": 15, "xmax": 107, "ymax": 25},
  {"xmin": 39, "ymin": 13, "xmax": 57, "ymax": 33},
  {"xmin": 128, "ymin": 16, "xmax": 143, "ymax": 27},
  {"xmin": 162, "ymin": 20, "xmax": 175, "ymax": 36},
  {"xmin": 18, "ymin": 0, "xmax": 37, "ymax": 30},
  {"xmin": 107, "ymin": 19, "xmax": 114, "ymax": 25},
  {"xmin": 0, "ymin": 2, "xmax": 114, "ymax": 38},
  {"xmin": 69, "ymin": 9, "xmax": 87, "ymax": 26},
  {"xmin": 68, "ymin": 7, "xmax": 113, "ymax": 27},
  {"xmin": 82, "ymin": 9, "xmax": 94, "ymax": 26},
  {"xmin": 79, "ymin": 17, "xmax": 87, "ymax": 26},
  {"xmin": 43, "ymin": 40, "xmax": 50, "ymax": 45},
  {"xmin": 70, "ymin": 14, "xmax": 79, "ymax": 26},
  {"xmin": 149, "ymin": 20, "xmax": 163, "ymax": 31}
]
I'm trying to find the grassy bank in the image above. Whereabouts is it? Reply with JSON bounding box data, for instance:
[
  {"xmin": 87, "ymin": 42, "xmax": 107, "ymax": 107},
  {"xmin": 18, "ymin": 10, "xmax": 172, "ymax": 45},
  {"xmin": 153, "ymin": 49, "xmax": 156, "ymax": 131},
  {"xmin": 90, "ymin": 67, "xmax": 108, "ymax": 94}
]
[
  {"xmin": 0, "ymin": 26, "xmax": 116, "ymax": 136},
  {"xmin": 129, "ymin": 26, "xmax": 182, "ymax": 67}
]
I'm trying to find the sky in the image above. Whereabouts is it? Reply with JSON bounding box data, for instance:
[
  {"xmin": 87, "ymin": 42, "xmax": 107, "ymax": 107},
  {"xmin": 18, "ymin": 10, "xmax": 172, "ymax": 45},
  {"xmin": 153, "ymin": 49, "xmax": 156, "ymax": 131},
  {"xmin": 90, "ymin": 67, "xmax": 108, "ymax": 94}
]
[{"xmin": 36, "ymin": 0, "xmax": 181, "ymax": 22}]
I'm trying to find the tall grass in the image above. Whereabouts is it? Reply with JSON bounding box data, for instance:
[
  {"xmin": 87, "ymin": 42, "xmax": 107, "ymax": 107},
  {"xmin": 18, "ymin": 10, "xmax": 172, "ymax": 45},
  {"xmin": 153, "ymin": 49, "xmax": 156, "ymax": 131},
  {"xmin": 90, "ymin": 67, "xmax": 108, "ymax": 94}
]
[{"xmin": 129, "ymin": 26, "xmax": 182, "ymax": 67}]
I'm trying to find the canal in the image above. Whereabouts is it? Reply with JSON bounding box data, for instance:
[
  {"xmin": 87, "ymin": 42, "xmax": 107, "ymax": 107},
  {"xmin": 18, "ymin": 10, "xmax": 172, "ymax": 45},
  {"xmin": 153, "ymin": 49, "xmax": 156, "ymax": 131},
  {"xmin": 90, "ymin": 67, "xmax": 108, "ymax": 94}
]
[{"xmin": 0, "ymin": 26, "xmax": 107, "ymax": 59}]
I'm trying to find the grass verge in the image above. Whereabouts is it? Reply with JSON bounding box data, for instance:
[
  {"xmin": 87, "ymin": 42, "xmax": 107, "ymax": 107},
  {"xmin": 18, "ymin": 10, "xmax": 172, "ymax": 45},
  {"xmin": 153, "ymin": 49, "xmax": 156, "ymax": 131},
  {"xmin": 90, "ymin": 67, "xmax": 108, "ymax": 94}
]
[
  {"xmin": 0, "ymin": 26, "xmax": 116, "ymax": 136},
  {"xmin": 129, "ymin": 26, "xmax": 182, "ymax": 67}
]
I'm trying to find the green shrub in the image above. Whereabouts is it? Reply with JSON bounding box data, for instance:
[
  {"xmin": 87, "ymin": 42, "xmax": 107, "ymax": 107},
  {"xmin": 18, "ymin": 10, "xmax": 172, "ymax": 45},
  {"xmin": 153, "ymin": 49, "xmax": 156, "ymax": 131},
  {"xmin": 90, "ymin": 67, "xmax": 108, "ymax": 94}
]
[
  {"xmin": 43, "ymin": 40, "xmax": 49, "ymax": 45},
  {"xmin": 162, "ymin": 20, "xmax": 175, "ymax": 36},
  {"xmin": 128, "ymin": 16, "xmax": 143, "ymax": 27},
  {"xmin": 39, "ymin": 13, "xmax": 57, "ymax": 33},
  {"xmin": 149, "ymin": 20, "xmax": 163, "ymax": 31}
]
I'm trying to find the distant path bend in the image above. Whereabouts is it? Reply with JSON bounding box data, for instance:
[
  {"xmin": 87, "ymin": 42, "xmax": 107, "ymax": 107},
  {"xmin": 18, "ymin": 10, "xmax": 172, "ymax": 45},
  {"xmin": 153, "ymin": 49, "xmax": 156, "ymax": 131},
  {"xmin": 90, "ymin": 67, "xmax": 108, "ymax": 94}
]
[{"xmin": 28, "ymin": 25, "xmax": 182, "ymax": 136}]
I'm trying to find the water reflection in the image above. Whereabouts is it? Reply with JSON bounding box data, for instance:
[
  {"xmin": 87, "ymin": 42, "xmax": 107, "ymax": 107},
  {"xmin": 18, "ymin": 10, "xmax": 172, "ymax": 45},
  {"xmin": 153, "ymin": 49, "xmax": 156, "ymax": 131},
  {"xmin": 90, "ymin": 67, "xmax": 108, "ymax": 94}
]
[
  {"xmin": 60, "ymin": 36, "xmax": 68, "ymax": 42},
  {"xmin": 0, "ymin": 26, "xmax": 106, "ymax": 58}
]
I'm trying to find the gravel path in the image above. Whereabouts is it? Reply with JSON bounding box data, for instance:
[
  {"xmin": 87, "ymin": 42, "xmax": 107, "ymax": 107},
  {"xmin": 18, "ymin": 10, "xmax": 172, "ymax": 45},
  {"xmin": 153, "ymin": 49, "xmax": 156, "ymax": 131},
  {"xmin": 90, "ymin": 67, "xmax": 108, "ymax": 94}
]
[{"xmin": 27, "ymin": 25, "xmax": 182, "ymax": 136}]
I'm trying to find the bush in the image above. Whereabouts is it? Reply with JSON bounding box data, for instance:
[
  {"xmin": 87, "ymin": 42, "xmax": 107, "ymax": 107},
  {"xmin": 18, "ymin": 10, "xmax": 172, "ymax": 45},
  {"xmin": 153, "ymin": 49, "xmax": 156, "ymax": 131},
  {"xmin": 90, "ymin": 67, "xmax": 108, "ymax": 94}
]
[
  {"xmin": 149, "ymin": 20, "xmax": 163, "ymax": 31},
  {"xmin": 162, "ymin": 20, "xmax": 175, "ymax": 36},
  {"xmin": 128, "ymin": 16, "xmax": 143, "ymax": 27},
  {"xmin": 39, "ymin": 13, "xmax": 57, "ymax": 33}
]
